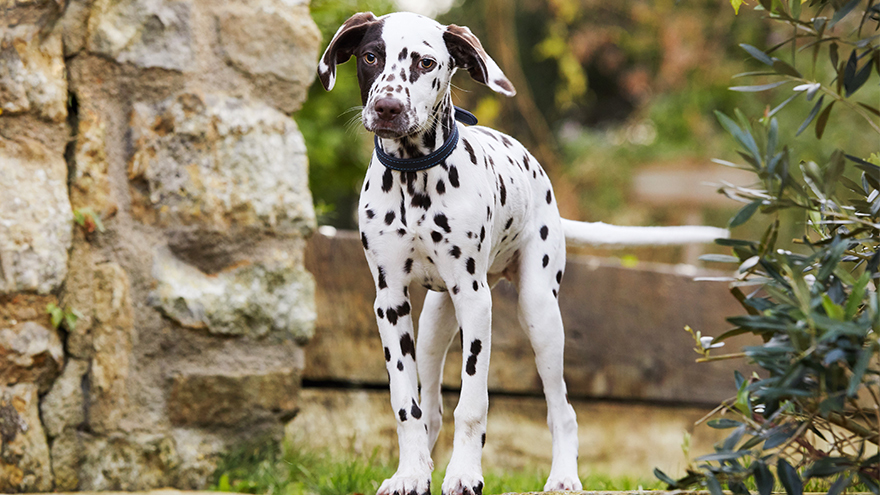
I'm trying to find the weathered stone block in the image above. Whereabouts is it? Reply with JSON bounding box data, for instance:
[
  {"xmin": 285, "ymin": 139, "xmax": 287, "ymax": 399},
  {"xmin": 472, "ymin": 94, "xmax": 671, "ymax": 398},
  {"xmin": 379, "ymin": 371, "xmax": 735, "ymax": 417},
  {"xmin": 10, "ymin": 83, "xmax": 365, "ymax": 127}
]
[
  {"xmin": 87, "ymin": 0, "xmax": 194, "ymax": 71},
  {"xmin": 77, "ymin": 432, "xmax": 180, "ymax": 491},
  {"xmin": 88, "ymin": 262, "xmax": 134, "ymax": 434},
  {"xmin": 40, "ymin": 358, "xmax": 88, "ymax": 438},
  {"xmin": 70, "ymin": 108, "xmax": 118, "ymax": 219},
  {"xmin": 128, "ymin": 92, "xmax": 316, "ymax": 238},
  {"xmin": 151, "ymin": 247, "xmax": 316, "ymax": 342},
  {"xmin": 215, "ymin": 0, "xmax": 320, "ymax": 113},
  {"xmin": 168, "ymin": 368, "xmax": 300, "ymax": 427},
  {"xmin": 61, "ymin": 244, "xmax": 134, "ymax": 362},
  {"xmin": 0, "ymin": 25, "xmax": 67, "ymax": 122},
  {"xmin": 0, "ymin": 383, "xmax": 52, "ymax": 492},
  {"xmin": 0, "ymin": 136, "xmax": 73, "ymax": 294},
  {"xmin": 0, "ymin": 321, "xmax": 64, "ymax": 393}
]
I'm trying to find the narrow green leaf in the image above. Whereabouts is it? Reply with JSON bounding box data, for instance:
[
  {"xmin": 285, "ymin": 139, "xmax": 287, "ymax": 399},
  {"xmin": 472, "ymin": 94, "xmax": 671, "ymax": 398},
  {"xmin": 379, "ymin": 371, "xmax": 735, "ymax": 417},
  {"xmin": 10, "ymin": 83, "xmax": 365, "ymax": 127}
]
[
  {"xmin": 773, "ymin": 59, "xmax": 801, "ymax": 77},
  {"xmin": 699, "ymin": 254, "xmax": 741, "ymax": 263},
  {"xmin": 730, "ymin": 81, "xmax": 789, "ymax": 92},
  {"xmin": 848, "ymin": 344, "xmax": 875, "ymax": 396},
  {"xmin": 822, "ymin": 294, "xmax": 845, "ymax": 320},
  {"xmin": 708, "ymin": 418, "xmax": 743, "ymax": 429},
  {"xmin": 653, "ymin": 468, "xmax": 679, "ymax": 488},
  {"xmin": 827, "ymin": 475, "xmax": 853, "ymax": 495},
  {"xmin": 858, "ymin": 102, "xmax": 880, "ymax": 117},
  {"xmin": 815, "ymin": 101, "xmax": 835, "ymax": 139},
  {"xmin": 740, "ymin": 43, "xmax": 774, "ymax": 65},
  {"xmin": 767, "ymin": 92, "xmax": 801, "ymax": 119},
  {"xmin": 796, "ymin": 95, "xmax": 825, "ymax": 136},
  {"xmin": 706, "ymin": 473, "xmax": 724, "ymax": 495},
  {"xmin": 696, "ymin": 450, "xmax": 750, "ymax": 462},
  {"xmin": 730, "ymin": 200, "xmax": 762, "ymax": 228},
  {"xmin": 845, "ymin": 271, "xmax": 870, "ymax": 320},
  {"xmin": 754, "ymin": 461, "xmax": 774, "ymax": 495},
  {"xmin": 778, "ymin": 459, "xmax": 804, "ymax": 495},
  {"xmin": 715, "ymin": 110, "xmax": 762, "ymax": 164},
  {"xmin": 829, "ymin": 0, "xmax": 862, "ymax": 28},
  {"xmin": 830, "ymin": 42, "xmax": 839, "ymax": 70},
  {"xmin": 845, "ymin": 56, "xmax": 873, "ymax": 97}
]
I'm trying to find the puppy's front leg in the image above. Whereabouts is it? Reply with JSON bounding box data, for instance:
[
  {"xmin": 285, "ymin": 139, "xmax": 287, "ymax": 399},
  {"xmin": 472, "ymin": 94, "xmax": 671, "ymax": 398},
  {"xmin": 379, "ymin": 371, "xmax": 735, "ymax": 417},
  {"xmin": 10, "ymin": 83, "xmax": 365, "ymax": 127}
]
[
  {"xmin": 369, "ymin": 263, "xmax": 433, "ymax": 495},
  {"xmin": 442, "ymin": 275, "xmax": 492, "ymax": 495}
]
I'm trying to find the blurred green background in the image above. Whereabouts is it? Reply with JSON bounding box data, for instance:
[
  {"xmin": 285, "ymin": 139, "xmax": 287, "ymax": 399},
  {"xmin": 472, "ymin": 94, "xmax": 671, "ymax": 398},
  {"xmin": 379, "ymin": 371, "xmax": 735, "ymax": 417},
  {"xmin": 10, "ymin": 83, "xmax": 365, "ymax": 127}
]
[{"xmin": 296, "ymin": 0, "xmax": 878, "ymax": 264}]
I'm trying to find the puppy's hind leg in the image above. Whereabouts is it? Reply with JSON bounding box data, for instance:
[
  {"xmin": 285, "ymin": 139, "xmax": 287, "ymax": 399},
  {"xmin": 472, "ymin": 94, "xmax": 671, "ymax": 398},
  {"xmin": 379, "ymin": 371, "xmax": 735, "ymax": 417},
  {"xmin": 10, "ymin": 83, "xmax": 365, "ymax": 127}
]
[
  {"xmin": 416, "ymin": 290, "xmax": 459, "ymax": 451},
  {"xmin": 516, "ymin": 240, "xmax": 582, "ymax": 491}
]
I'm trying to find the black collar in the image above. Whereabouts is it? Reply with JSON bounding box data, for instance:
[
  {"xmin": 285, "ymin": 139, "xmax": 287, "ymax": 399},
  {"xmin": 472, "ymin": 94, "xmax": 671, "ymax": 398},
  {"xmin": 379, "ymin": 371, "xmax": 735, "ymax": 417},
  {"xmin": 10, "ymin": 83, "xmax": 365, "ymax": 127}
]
[{"xmin": 374, "ymin": 107, "xmax": 478, "ymax": 172}]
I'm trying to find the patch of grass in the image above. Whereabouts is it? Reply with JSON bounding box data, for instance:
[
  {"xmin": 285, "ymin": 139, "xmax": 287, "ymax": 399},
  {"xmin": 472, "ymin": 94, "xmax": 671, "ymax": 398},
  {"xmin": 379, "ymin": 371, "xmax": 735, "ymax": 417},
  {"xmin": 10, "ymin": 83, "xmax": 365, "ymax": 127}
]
[{"xmin": 212, "ymin": 440, "xmax": 663, "ymax": 495}]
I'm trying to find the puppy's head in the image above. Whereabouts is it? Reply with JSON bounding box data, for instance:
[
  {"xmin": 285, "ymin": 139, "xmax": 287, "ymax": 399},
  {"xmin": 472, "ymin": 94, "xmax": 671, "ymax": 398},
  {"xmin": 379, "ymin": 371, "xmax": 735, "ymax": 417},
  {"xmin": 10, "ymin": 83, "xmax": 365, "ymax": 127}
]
[{"xmin": 317, "ymin": 12, "xmax": 515, "ymax": 139}]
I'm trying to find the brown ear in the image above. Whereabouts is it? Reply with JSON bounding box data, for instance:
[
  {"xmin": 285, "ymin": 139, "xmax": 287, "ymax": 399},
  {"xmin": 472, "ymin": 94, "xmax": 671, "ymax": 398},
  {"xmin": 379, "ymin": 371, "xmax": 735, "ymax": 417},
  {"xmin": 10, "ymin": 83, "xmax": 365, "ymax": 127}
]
[
  {"xmin": 317, "ymin": 12, "xmax": 379, "ymax": 91},
  {"xmin": 443, "ymin": 24, "xmax": 516, "ymax": 97}
]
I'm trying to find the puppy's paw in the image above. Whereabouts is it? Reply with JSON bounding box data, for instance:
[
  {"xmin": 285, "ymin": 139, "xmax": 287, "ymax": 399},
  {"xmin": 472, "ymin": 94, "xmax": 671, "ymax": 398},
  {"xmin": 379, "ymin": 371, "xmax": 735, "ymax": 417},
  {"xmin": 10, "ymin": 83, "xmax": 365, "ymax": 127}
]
[
  {"xmin": 377, "ymin": 474, "xmax": 431, "ymax": 495},
  {"xmin": 441, "ymin": 472, "xmax": 484, "ymax": 495},
  {"xmin": 544, "ymin": 475, "xmax": 583, "ymax": 491}
]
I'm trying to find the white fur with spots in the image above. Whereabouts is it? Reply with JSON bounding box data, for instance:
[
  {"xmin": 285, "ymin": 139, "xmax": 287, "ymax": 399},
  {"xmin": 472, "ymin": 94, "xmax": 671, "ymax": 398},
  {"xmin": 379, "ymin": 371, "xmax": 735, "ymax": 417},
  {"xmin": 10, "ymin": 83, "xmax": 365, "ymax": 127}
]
[{"xmin": 318, "ymin": 11, "xmax": 727, "ymax": 495}]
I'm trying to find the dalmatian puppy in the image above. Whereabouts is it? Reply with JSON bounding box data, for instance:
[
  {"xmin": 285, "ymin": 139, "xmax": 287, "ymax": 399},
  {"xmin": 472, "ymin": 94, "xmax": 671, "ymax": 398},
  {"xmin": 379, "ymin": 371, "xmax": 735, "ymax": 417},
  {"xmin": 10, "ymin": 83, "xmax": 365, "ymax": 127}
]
[{"xmin": 317, "ymin": 11, "xmax": 727, "ymax": 495}]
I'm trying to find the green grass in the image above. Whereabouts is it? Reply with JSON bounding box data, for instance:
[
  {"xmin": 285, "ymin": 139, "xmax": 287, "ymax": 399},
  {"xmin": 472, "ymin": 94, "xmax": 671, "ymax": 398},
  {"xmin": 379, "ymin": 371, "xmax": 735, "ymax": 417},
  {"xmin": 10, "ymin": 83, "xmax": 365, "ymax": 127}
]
[{"xmin": 211, "ymin": 440, "xmax": 663, "ymax": 495}]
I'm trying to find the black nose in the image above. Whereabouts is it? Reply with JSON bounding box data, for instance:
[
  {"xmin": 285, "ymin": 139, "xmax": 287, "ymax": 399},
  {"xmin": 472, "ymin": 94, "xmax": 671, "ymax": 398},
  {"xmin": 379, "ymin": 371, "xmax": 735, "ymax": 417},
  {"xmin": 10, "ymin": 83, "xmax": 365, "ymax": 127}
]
[{"xmin": 374, "ymin": 98, "xmax": 403, "ymax": 121}]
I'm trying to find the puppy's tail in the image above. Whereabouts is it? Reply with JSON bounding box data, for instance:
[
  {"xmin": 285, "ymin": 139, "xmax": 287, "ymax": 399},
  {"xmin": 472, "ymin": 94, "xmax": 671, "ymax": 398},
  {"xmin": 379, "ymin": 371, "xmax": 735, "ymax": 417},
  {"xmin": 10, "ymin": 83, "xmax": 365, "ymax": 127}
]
[{"xmin": 561, "ymin": 219, "xmax": 729, "ymax": 247}]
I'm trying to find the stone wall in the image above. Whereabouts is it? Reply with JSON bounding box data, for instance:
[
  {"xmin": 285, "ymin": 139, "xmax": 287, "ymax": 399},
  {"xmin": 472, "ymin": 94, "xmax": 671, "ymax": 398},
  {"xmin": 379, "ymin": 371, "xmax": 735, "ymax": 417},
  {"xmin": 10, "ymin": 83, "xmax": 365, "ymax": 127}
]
[{"xmin": 0, "ymin": 0, "xmax": 320, "ymax": 491}]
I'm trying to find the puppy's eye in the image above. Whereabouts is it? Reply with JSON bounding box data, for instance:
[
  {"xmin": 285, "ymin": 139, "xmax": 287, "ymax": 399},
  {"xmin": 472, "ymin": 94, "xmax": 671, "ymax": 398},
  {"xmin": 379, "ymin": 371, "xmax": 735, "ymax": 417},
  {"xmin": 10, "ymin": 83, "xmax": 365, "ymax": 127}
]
[
  {"xmin": 363, "ymin": 53, "xmax": 377, "ymax": 65},
  {"xmin": 419, "ymin": 58, "xmax": 436, "ymax": 70}
]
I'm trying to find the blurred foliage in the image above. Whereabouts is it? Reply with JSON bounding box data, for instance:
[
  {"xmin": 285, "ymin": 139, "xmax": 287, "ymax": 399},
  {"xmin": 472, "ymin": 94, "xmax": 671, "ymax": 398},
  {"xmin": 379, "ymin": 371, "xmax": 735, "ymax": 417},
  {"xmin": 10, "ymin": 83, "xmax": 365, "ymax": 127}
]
[
  {"xmin": 656, "ymin": 1, "xmax": 880, "ymax": 494},
  {"xmin": 299, "ymin": 0, "xmax": 876, "ymax": 263}
]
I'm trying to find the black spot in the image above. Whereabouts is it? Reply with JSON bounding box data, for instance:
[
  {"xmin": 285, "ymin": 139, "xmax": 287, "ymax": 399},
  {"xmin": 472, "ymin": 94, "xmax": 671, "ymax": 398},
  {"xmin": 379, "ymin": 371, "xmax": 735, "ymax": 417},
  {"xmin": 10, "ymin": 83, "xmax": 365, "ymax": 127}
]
[
  {"xmin": 398, "ymin": 47, "xmax": 408, "ymax": 61},
  {"xmin": 385, "ymin": 210, "xmax": 396, "ymax": 225},
  {"xmin": 361, "ymin": 232, "xmax": 369, "ymax": 250},
  {"xmin": 364, "ymin": 180, "xmax": 370, "ymax": 191},
  {"xmin": 450, "ymin": 246, "xmax": 461, "ymax": 258},
  {"xmin": 397, "ymin": 359, "xmax": 404, "ymax": 371},
  {"xmin": 399, "ymin": 198, "xmax": 407, "ymax": 226},
  {"xmin": 540, "ymin": 225, "xmax": 549, "ymax": 240},
  {"xmin": 505, "ymin": 217, "xmax": 513, "ymax": 230},
  {"xmin": 384, "ymin": 347, "xmax": 391, "ymax": 361},
  {"xmin": 404, "ymin": 258, "xmax": 414, "ymax": 274},
  {"xmin": 397, "ymin": 301, "xmax": 411, "ymax": 317},
  {"xmin": 466, "ymin": 353, "xmax": 478, "ymax": 376},
  {"xmin": 498, "ymin": 175, "xmax": 507, "ymax": 206},
  {"xmin": 479, "ymin": 227, "xmax": 486, "ymax": 242},
  {"xmin": 431, "ymin": 231, "xmax": 443, "ymax": 243},
  {"xmin": 399, "ymin": 408, "xmax": 407, "ymax": 421},
  {"xmin": 542, "ymin": 255, "xmax": 549, "ymax": 268},
  {"xmin": 411, "ymin": 193, "xmax": 432, "ymax": 210},
  {"xmin": 400, "ymin": 333, "xmax": 416, "ymax": 359},
  {"xmin": 481, "ymin": 432, "xmax": 486, "ymax": 447},
  {"xmin": 546, "ymin": 189, "xmax": 552, "ymax": 204},
  {"xmin": 426, "ymin": 256, "xmax": 434, "ymax": 264},
  {"xmin": 397, "ymin": 228, "xmax": 406, "ymax": 237},
  {"xmin": 378, "ymin": 266, "xmax": 387, "ymax": 289},
  {"xmin": 436, "ymin": 180, "xmax": 446, "ymax": 195},
  {"xmin": 500, "ymin": 135, "xmax": 513, "ymax": 148},
  {"xmin": 377, "ymin": 308, "xmax": 385, "ymax": 319},
  {"xmin": 387, "ymin": 307, "xmax": 399, "ymax": 325},
  {"xmin": 466, "ymin": 258, "xmax": 476, "ymax": 274},
  {"xmin": 411, "ymin": 399, "xmax": 422, "ymax": 419},
  {"xmin": 463, "ymin": 139, "xmax": 477, "ymax": 164},
  {"xmin": 556, "ymin": 270, "xmax": 563, "ymax": 283},
  {"xmin": 448, "ymin": 166, "xmax": 460, "ymax": 188},
  {"xmin": 434, "ymin": 213, "xmax": 451, "ymax": 233},
  {"xmin": 475, "ymin": 481, "xmax": 483, "ymax": 495},
  {"xmin": 452, "ymin": 285, "xmax": 459, "ymax": 294},
  {"xmin": 366, "ymin": 209, "xmax": 375, "ymax": 219},
  {"xmin": 472, "ymin": 280, "xmax": 478, "ymax": 291},
  {"xmin": 470, "ymin": 339, "xmax": 482, "ymax": 355},
  {"xmin": 553, "ymin": 289, "xmax": 558, "ymax": 298},
  {"xmin": 382, "ymin": 169, "xmax": 394, "ymax": 192}
]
